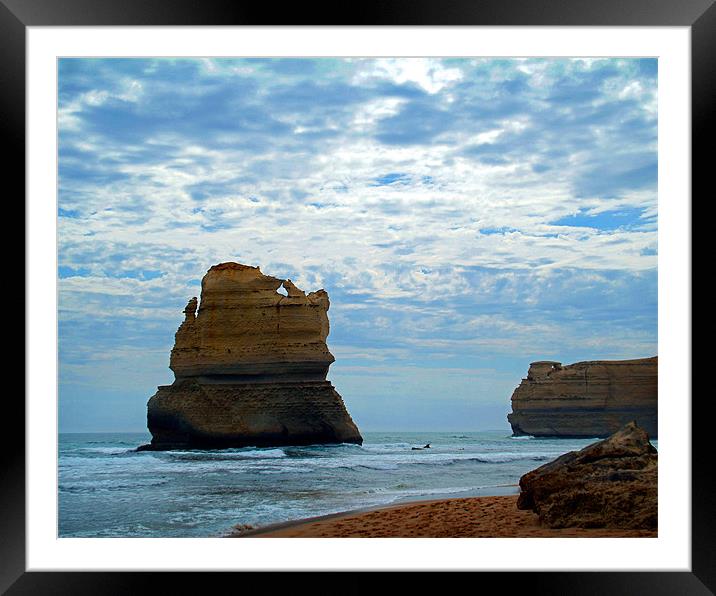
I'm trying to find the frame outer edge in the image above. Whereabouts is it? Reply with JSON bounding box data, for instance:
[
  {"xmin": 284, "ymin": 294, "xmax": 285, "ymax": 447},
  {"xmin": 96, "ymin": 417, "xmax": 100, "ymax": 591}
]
[
  {"xmin": 1, "ymin": 0, "xmax": 27, "ymax": 593},
  {"xmin": 8, "ymin": 0, "xmax": 714, "ymax": 592},
  {"xmin": 690, "ymin": 1, "xmax": 716, "ymax": 594}
]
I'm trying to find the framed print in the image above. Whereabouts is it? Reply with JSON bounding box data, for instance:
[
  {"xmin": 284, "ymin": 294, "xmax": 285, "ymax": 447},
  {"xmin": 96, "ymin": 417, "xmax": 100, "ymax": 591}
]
[{"xmin": 8, "ymin": 0, "xmax": 710, "ymax": 592}]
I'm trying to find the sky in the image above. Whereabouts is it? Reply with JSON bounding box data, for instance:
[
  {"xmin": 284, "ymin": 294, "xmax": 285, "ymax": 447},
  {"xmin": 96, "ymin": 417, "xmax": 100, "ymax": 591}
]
[{"xmin": 57, "ymin": 57, "xmax": 658, "ymax": 433}]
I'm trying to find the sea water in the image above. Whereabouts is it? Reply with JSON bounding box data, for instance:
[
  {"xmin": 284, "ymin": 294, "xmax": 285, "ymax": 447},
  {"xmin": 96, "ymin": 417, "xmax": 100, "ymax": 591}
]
[{"xmin": 58, "ymin": 431, "xmax": 656, "ymax": 537}]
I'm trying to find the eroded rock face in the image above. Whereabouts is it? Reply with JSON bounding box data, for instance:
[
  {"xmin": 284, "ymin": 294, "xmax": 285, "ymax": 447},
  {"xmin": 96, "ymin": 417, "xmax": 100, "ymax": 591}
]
[
  {"xmin": 171, "ymin": 262, "xmax": 334, "ymax": 382},
  {"xmin": 507, "ymin": 357, "xmax": 657, "ymax": 438},
  {"xmin": 141, "ymin": 262, "xmax": 362, "ymax": 450},
  {"xmin": 517, "ymin": 421, "xmax": 657, "ymax": 529}
]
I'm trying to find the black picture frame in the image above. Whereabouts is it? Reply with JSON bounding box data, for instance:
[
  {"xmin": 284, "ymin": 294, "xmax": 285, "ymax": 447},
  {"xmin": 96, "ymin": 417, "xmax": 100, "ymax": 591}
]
[{"xmin": 7, "ymin": 0, "xmax": 708, "ymax": 592}]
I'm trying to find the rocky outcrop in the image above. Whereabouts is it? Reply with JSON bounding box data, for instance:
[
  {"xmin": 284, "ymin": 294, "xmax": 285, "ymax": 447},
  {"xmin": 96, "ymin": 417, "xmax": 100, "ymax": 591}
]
[
  {"xmin": 517, "ymin": 421, "xmax": 657, "ymax": 529},
  {"xmin": 507, "ymin": 357, "xmax": 657, "ymax": 438},
  {"xmin": 171, "ymin": 262, "xmax": 334, "ymax": 382},
  {"xmin": 140, "ymin": 262, "xmax": 362, "ymax": 450}
]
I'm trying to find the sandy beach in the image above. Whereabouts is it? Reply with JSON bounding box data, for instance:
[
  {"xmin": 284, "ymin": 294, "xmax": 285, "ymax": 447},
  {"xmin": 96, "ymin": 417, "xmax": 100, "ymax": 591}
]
[{"xmin": 232, "ymin": 495, "xmax": 657, "ymax": 538}]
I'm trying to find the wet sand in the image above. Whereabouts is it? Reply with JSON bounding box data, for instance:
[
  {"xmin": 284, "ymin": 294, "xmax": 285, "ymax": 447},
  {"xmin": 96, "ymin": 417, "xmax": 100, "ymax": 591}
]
[{"xmin": 231, "ymin": 495, "xmax": 657, "ymax": 538}]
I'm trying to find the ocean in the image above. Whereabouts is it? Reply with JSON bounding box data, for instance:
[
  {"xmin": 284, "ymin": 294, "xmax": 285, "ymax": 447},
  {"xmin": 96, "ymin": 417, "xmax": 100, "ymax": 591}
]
[{"xmin": 58, "ymin": 431, "xmax": 654, "ymax": 537}]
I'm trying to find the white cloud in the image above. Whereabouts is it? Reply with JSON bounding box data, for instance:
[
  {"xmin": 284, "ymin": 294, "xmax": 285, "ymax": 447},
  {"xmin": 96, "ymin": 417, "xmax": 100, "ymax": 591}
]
[{"xmin": 352, "ymin": 58, "xmax": 464, "ymax": 94}]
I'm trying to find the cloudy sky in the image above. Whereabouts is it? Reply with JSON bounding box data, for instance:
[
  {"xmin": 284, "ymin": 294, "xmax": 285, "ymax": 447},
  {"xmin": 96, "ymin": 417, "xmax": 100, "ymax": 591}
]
[{"xmin": 58, "ymin": 57, "xmax": 657, "ymax": 433}]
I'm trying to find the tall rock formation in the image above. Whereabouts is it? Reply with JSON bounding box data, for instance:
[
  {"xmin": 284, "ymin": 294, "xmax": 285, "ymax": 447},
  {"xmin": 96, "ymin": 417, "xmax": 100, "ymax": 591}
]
[
  {"xmin": 507, "ymin": 357, "xmax": 657, "ymax": 438},
  {"xmin": 140, "ymin": 262, "xmax": 362, "ymax": 450}
]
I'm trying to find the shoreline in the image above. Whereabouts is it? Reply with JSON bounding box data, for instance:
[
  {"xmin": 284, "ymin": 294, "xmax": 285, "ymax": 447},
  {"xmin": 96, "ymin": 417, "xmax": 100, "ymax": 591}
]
[
  {"xmin": 230, "ymin": 494, "xmax": 657, "ymax": 538},
  {"xmin": 230, "ymin": 484, "xmax": 519, "ymax": 537}
]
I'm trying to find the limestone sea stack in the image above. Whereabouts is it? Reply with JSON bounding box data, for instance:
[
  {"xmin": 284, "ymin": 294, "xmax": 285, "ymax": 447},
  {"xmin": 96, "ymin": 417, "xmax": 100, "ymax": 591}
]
[
  {"xmin": 507, "ymin": 356, "xmax": 657, "ymax": 438},
  {"xmin": 139, "ymin": 262, "xmax": 362, "ymax": 450},
  {"xmin": 517, "ymin": 421, "xmax": 657, "ymax": 529}
]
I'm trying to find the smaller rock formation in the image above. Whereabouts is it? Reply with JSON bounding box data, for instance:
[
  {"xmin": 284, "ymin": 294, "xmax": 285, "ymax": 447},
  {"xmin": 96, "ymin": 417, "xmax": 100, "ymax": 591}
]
[
  {"xmin": 517, "ymin": 421, "xmax": 657, "ymax": 529},
  {"xmin": 508, "ymin": 356, "xmax": 658, "ymax": 438}
]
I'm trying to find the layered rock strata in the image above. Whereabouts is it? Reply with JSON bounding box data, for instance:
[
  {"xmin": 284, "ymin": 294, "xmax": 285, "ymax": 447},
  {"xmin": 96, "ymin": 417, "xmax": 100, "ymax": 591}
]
[
  {"xmin": 517, "ymin": 421, "xmax": 657, "ymax": 529},
  {"xmin": 507, "ymin": 357, "xmax": 657, "ymax": 438},
  {"xmin": 140, "ymin": 262, "xmax": 362, "ymax": 450}
]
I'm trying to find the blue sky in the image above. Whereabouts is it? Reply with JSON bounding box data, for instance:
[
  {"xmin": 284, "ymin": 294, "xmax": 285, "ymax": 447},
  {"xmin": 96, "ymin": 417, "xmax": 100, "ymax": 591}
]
[{"xmin": 58, "ymin": 57, "xmax": 657, "ymax": 433}]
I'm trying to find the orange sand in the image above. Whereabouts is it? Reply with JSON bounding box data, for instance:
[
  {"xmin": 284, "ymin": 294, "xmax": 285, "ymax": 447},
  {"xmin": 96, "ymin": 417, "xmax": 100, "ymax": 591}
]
[{"xmin": 234, "ymin": 495, "xmax": 656, "ymax": 538}]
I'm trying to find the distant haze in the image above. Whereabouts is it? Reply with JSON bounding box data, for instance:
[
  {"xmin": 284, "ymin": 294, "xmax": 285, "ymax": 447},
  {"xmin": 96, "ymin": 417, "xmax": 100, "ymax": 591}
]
[{"xmin": 58, "ymin": 57, "xmax": 657, "ymax": 433}]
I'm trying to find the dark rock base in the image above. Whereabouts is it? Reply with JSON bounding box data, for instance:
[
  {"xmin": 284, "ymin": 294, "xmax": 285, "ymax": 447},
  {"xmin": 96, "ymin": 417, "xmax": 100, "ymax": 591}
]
[
  {"xmin": 139, "ymin": 378, "xmax": 363, "ymax": 450},
  {"xmin": 508, "ymin": 409, "xmax": 657, "ymax": 438}
]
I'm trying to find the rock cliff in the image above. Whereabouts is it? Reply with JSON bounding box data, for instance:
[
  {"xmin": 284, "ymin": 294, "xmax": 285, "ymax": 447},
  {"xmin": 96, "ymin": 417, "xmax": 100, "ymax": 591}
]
[
  {"xmin": 517, "ymin": 421, "xmax": 657, "ymax": 529},
  {"xmin": 507, "ymin": 356, "xmax": 657, "ymax": 438},
  {"xmin": 140, "ymin": 262, "xmax": 362, "ymax": 450}
]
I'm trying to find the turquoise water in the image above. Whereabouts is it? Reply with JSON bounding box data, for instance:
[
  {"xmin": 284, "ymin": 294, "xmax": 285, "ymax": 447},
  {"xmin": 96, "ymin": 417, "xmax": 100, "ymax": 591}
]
[{"xmin": 58, "ymin": 431, "xmax": 629, "ymax": 537}]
